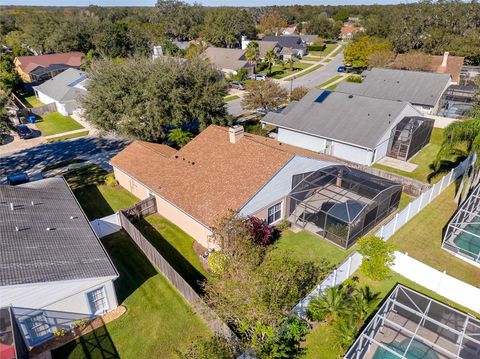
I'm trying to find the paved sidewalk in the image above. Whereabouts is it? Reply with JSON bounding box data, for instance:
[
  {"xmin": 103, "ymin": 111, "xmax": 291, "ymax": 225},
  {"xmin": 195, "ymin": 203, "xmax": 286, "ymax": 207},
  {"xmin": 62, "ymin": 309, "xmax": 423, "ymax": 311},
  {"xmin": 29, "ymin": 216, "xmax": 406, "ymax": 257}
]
[
  {"xmin": 71, "ymin": 113, "xmax": 100, "ymax": 136},
  {"xmin": 45, "ymin": 128, "xmax": 90, "ymax": 140},
  {"xmin": 377, "ymin": 156, "xmax": 418, "ymax": 172}
]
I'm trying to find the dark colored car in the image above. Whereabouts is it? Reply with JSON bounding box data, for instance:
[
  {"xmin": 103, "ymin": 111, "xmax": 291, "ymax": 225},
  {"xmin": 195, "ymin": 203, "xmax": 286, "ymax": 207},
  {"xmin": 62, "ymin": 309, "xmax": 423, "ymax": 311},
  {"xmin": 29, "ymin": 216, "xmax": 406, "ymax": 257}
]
[
  {"xmin": 337, "ymin": 66, "xmax": 346, "ymax": 73},
  {"xmin": 16, "ymin": 125, "xmax": 34, "ymax": 139},
  {"xmin": 230, "ymin": 81, "xmax": 246, "ymax": 90},
  {"xmin": 7, "ymin": 172, "xmax": 30, "ymax": 186}
]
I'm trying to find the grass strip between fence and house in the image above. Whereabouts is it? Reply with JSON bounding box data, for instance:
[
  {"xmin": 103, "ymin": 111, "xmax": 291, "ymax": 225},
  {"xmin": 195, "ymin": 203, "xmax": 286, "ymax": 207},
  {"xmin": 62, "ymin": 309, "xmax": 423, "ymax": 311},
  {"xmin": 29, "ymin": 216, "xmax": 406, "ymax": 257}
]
[
  {"xmin": 35, "ymin": 112, "xmax": 85, "ymax": 136},
  {"xmin": 47, "ymin": 130, "xmax": 89, "ymax": 143},
  {"xmin": 224, "ymin": 95, "xmax": 240, "ymax": 102},
  {"xmin": 294, "ymin": 64, "xmax": 324, "ymax": 79},
  {"xmin": 51, "ymin": 231, "xmax": 211, "ymax": 359}
]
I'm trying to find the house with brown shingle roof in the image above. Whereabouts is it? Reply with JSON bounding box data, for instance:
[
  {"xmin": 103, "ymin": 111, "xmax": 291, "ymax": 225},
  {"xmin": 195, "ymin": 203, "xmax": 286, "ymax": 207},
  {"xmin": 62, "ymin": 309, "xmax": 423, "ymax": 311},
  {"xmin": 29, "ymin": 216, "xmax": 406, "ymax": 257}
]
[
  {"xmin": 14, "ymin": 52, "xmax": 84, "ymax": 83},
  {"xmin": 111, "ymin": 125, "xmax": 336, "ymax": 248}
]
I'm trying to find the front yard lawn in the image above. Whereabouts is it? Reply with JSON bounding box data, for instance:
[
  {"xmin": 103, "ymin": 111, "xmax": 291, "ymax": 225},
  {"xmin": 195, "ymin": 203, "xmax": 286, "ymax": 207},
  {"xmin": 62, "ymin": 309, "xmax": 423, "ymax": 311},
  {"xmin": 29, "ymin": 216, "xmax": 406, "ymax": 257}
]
[
  {"xmin": 224, "ymin": 95, "xmax": 240, "ymax": 102},
  {"xmin": 35, "ymin": 112, "xmax": 84, "ymax": 136},
  {"xmin": 295, "ymin": 64, "xmax": 323, "ymax": 78},
  {"xmin": 302, "ymin": 56, "xmax": 322, "ymax": 62},
  {"xmin": 135, "ymin": 214, "xmax": 209, "ymax": 292},
  {"xmin": 316, "ymin": 75, "xmax": 343, "ymax": 89},
  {"xmin": 261, "ymin": 62, "xmax": 312, "ymax": 79},
  {"xmin": 308, "ymin": 43, "xmax": 338, "ymax": 57},
  {"xmin": 389, "ymin": 184, "xmax": 480, "ymax": 287},
  {"xmin": 373, "ymin": 128, "xmax": 464, "ymax": 183},
  {"xmin": 64, "ymin": 164, "xmax": 139, "ymax": 220},
  {"xmin": 47, "ymin": 130, "xmax": 89, "ymax": 143},
  {"xmin": 52, "ymin": 232, "xmax": 210, "ymax": 359}
]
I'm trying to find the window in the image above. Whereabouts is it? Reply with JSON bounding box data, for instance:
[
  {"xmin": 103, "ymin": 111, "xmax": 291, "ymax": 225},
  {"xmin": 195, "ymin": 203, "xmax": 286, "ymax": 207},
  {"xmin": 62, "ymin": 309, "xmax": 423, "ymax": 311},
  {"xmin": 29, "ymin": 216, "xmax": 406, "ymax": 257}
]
[
  {"xmin": 87, "ymin": 287, "xmax": 109, "ymax": 315},
  {"xmin": 267, "ymin": 202, "xmax": 282, "ymax": 224},
  {"xmin": 23, "ymin": 312, "xmax": 51, "ymax": 344}
]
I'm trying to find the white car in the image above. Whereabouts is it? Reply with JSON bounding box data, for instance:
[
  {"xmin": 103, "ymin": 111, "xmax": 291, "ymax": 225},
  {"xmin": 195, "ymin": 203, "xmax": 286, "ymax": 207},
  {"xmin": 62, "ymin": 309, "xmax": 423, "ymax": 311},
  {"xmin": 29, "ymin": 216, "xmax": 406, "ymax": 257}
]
[{"xmin": 252, "ymin": 74, "xmax": 268, "ymax": 81}]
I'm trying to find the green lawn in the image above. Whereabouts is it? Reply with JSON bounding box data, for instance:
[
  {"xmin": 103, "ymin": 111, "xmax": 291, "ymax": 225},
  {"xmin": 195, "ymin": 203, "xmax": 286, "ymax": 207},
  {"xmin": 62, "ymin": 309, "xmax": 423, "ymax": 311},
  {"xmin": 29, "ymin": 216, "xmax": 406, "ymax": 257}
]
[
  {"xmin": 270, "ymin": 230, "xmax": 351, "ymax": 267},
  {"xmin": 224, "ymin": 95, "xmax": 240, "ymax": 102},
  {"xmin": 316, "ymin": 75, "xmax": 343, "ymax": 89},
  {"xmin": 389, "ymin": 184, "xmax": 480, "ymax": 287},
  {"xmin": 47, "ymin": 130, "xmax": 89, "ymax": 143},
  {"xmin": 304, "ymin": 270, "xmax": 478, "ymax": 358},
  {"xmin": 302, "ymin": 56, "xmax": 322, "ymax": 62},
  {"xmin": 261, "ymin": 62, "xmax": 312, "ymax": 79},
  {"xmin": 36, "ymin": 112, "xmax": 84, "ymax": 136},
  {"xmin": 308, "ymin": 43, "xmax": 338, "ymax": 57},
  {"xmin": 398, "ymin": 192, "xmax": 412, "ymax": 211},
  {"xmin": 135, "ymin": 214, "xmax": 209, "ymax": 292},
  {"xmin": 294, "ymin": 64, "xmax": 323, "ymax": 79},
  {"xmin": 64, "ymin": 164, "xmax": 139, "ymax": 220},
  {"xmin": 373, "ymin": 128, "xmax": 463, "ymax": 184},
  {"xmin": 23, "ymin": 95, "xmax": 44, "ymax": 108},
  {"xmin": 52, "ymin": 232, "xmax": 210, "ymax": 359}
]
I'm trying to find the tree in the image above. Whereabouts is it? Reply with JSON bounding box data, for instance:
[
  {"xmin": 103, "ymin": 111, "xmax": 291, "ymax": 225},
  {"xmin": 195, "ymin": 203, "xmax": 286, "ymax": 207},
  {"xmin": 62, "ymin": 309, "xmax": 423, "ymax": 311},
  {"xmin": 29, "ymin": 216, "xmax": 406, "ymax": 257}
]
[
  {"xmin": 263, "ymin": 49, "xmax": 277, "ymax": 75},
  {"xmin": 82, "ymin": 57, "xmax": 228, "ymax": 141},
  {"xmin": 0, "ymin": 89, "xmax": 11, "ymax": 142},
  {"xmin": 307, "ymin": 286, "xmax": 348, "ymax": 323},
  {"xmin": 392, "ymin": 50, "xmax": 432, "ymax": 72},
  {"xmin": 0, "ymin": 54, "xmax": 20, "ymax": 91},
  {"xmin": 307, "ymin": 14, "xmax": 340, "ymax": 40},
  {"xmin": 350, "ymin": 286, "xmax": 380, "ymax": 324},
  {"xmin": 357, "ymin": 235, "xmax": 395, "ymax": 281},
  {"xmin": 290, "ymin": 86, "xmax": 309, "ymax": 102},
  {"xmin": 167, "ymin": 128, "xmax": 193, "ymax": 147},
  {"xmin": 241, "ymin": 80, "xmax": 288, "ymax": 111},
  {"xmin": 367, "ymin": 49, "xmax": 395, "ymax": 68},
  {"xmin": 185, "ymin": 43, "xmax": 204, "ymax": 59},
  {"xmin": 258, "ymin": 12, "xmax": 288, "ymax": 36},
  {"xmin": 284, "ymin": 56, "xmax": 298, "ymax": 71},
  {"xmin": 344, "ymin": 35, "xmax": 392, "ymax": 68},
  {"xmin": 332, "ymin": 314, "xmax": 359, "ymax": 351},
  {"xmin": 245, "ymin": 41, "xmax": 260, "ymax": 71}
]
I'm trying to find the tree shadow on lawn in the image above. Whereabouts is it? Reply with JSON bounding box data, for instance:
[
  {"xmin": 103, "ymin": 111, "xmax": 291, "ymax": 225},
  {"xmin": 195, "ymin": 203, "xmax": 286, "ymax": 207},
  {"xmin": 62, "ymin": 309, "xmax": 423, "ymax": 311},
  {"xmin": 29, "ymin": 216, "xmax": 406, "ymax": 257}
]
[{"xmin": 135, "ymin": 218, "xmax": 207, "ymax": 294}]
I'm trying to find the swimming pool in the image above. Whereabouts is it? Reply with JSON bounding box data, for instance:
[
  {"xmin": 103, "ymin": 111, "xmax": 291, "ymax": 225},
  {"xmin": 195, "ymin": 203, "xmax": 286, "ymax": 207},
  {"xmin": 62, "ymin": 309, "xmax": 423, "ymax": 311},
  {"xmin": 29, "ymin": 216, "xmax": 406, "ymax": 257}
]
[{"xmin": 372, "ymin": 339, "xmax": 439, "ymax": 359}]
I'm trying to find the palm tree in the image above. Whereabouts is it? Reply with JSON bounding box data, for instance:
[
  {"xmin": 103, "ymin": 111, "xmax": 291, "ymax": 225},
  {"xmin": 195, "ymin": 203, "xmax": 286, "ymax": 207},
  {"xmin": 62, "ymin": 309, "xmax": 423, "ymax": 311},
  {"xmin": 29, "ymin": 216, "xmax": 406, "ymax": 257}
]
[
  {"xmin": 350, "ymin": 286, "xmax": 380, "ymax": 325},
  {"xmin": 307, "ymin": 286, "xmax": 348, "ymax": 323},
  {"xmin": 264, "ymin": 49, "xmax": 277, "ymax": 75},
  {"xmin": 245, "ymin": 41, "xmax": 260, "ymax": 72},
  {"xmin": 333, "ymin": 315, "xmax": 360, "ymax": 352},
  {"xmin": 167, "ymin": 128, "xmax": 193, "ymax": 148},
  {"xmin": 285, "ymin": 56, "xmax": 298, "ymax": 71}
]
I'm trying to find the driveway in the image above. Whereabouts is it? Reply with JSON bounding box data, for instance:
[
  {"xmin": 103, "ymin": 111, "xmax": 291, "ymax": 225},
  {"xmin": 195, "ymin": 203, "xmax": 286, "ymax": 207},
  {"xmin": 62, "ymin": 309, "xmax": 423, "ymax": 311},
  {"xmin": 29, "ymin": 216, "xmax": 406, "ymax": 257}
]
[{"xmin": 0, "ymin": 136, "xmax": 130, "ymax": 183}]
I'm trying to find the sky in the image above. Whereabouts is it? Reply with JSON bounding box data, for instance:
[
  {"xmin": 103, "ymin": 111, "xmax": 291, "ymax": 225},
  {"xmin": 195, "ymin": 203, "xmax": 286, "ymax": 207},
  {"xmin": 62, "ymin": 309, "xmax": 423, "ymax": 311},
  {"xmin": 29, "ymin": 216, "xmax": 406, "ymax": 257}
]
[{"xmin": 3, "ymin": 0, "xmax": 416, "ymax": 7}]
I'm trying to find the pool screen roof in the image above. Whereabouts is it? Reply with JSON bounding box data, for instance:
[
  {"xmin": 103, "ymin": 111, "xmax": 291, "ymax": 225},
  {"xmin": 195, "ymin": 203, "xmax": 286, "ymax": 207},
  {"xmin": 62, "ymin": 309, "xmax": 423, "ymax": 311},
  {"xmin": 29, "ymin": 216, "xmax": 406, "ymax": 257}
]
[{"xmin": 345, "ymin": 285, "xmax": 480, "ymax": 359}]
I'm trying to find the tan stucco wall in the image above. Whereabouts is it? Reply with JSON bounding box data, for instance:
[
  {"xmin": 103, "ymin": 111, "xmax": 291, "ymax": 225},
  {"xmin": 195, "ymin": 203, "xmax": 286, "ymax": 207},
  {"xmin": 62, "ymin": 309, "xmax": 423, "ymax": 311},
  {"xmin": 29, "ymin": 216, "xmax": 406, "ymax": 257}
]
[{"xmin": 114, "ymin": 167, "xmax": 213, "ymax": 249}]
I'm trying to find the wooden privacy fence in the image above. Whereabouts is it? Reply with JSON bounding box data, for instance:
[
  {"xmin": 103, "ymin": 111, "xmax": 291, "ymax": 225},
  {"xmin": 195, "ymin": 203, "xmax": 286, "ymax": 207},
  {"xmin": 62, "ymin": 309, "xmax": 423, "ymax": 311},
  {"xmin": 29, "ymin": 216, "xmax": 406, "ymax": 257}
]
[
  {"xmin": 118, "ymin": 208, "xmax": 237, "ymax": 341},
  {"xmin": 122, "ymin": 197, "xmax": 157, "ymax": 221}
]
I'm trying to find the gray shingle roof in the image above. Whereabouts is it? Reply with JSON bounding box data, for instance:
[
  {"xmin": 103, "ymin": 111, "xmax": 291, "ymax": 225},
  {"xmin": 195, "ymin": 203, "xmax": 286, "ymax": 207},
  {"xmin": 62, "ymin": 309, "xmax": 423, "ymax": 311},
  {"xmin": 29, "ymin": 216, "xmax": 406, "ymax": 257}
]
[
  {"xmin": 262, "ymin": 88, "xmax": 416, "ymax": 149},
  {"xmin": 262, "ymin": 35, "xmax": 307, "ymax": 51},
  {"xmin": 336, "ymin": 68, "xmax": 450, "ymax": 107},
  {"xmin": 34, "ymin": 68, "xmax": 87, "ymax": 103},
  {"xmin": 0, "ymin": 178, "xmax": 117, "ymax": 287},
  {"xmin": 202, "ymin": 47, "xmax": 251, "ymax": 71}
]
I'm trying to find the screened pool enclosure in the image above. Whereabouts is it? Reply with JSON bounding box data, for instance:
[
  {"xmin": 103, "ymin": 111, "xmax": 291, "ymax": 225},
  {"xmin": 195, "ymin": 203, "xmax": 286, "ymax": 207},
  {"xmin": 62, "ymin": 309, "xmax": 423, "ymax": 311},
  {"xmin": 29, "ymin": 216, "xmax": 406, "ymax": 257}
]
[
  {"xmin": 345, "ymin": 285, "xmax": 480, "ymax": 359},
  {"xmin": 387, "ymin": 116, "xmax": 434, "ymax": 161},
  {"xmin": 288, "ymin": 165, "xmax": 402, "ymax": 248},
  {"xmin": 443, "ymin": 183, "xmax": 480, "ymax": 264}
]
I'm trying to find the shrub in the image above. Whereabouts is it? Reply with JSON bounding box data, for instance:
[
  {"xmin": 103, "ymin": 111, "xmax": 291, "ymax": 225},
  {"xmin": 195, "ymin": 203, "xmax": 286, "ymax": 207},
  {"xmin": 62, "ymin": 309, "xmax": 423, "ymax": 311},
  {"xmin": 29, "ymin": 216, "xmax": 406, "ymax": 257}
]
[
  {"xmin": 275, "ymin": 219, "xmax": 290, "ymax": 232},
  {"xmin": 178, "ymin": 334, "xmax": 237, "ymax": 359},
  {"xmin": 208, "ymin": 251, "xmax": 228, "ymax": 275},
  {"xmin": 308, "ymin": 44, "xmax": 326, "ymax": 52},
  {"xmin": 357, "ymin": 235, "xmax": 395, "ymax": 281},
  {"xmin": 248, "ymin": 216, "xmax": 274, "ymax": 245},
  {"xmin": 54, "ymin": 328, "xmax": 68, "ymax": 337},
  {"xmin": 104, "ymin": 173, "xmax": 118, "ymax": 187},
  {"xmin": 235, "ymin": 67, "xmax": 248, "ymax": 81},
  {"xmin": 346, "ymin": 75, "xmax": 362, "ymax": 83},
  {"xmin": 290, "ymin": 86, "xmax": 309, "ymax": 102}
]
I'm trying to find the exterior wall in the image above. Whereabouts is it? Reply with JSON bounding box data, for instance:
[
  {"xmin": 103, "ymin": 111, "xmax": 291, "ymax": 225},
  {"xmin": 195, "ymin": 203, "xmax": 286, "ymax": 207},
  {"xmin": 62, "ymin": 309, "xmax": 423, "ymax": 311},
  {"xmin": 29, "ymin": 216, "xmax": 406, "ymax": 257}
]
[
  {"xmin": 251, "ymin": 197, "xmax": 287, "ymax": 224},
  {"xmin": 35, "ymin": 91, "xmax": 56, "ymax": 107},
  {"xmin": 1, "ymin": 277, "xmax": 118, "ymax": 315},
  {"xmin": 114, "ymin": 167, "xmax": 213, "ymax": 249},
  {"xmin": 278, "ymin": 128, "xmax": 326, "ymax": 152},
  {"xmin": 331, "ymin": 141, "xmax": 373, "ymax": 166},
  {"xmin": 14, "ymin": 59, "xmax": 31, "ymax": 82},
  {"xmin": 35, "ymin": 90, "xmax": 79, "ymax": 116}
]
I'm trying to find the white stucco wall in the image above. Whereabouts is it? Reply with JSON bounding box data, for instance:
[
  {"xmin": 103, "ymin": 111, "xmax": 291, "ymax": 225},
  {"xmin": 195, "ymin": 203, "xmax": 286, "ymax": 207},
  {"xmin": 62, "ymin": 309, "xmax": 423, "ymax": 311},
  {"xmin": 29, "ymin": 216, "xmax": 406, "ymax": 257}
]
[
  {"xmin": 278, "ymin": 128, "xmax": 326, "ymax": 152},
  {"xmin": 1, "ymin": 277, "xmax": 118, "ymax": 315}
]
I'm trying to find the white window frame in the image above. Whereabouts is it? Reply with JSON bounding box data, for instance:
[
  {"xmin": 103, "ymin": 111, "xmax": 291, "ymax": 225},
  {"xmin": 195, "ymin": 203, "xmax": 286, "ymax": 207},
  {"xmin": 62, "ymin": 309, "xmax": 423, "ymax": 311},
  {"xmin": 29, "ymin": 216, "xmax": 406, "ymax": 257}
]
[
  {"xmin": 267, "ymin": 201, "xmax": 283, "ymax": 225},
  {"xmin": 86, "ymin": 286, "xmax": 109, "ymax": 316},
  {"xmin": 22, "ymin": 311, "xmax": 52, "ymax": 344}
]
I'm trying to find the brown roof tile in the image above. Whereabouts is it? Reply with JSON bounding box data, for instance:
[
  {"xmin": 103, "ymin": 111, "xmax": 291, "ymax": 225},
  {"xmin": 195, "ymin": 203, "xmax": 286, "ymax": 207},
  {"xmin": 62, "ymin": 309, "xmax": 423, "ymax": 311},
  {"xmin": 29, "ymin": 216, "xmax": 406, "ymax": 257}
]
[
  {"xmin": 392, "ymin": 54, "xmax": 464, "ymax": 83},
  {"xmin": 16, "ymin": 52, "xmax": 84, "ymax": 74},
  {"xmin": 112, "ymin": 126, "xmax": 334, "ymax": 227}
]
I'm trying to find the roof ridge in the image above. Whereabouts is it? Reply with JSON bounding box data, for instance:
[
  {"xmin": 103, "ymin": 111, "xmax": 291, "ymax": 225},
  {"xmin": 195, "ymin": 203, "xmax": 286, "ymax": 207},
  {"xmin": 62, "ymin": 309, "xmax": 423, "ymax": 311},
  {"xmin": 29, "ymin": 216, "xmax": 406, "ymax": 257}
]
[{"xmin": 134, "ymin": 140, "xmax": 176, "ymax": 157}]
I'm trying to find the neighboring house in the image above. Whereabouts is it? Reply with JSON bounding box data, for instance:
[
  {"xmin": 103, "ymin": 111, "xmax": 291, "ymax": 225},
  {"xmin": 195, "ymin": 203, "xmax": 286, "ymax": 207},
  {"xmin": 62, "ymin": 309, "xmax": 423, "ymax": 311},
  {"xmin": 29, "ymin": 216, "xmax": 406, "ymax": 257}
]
[
  {"xmin": 14, "ymin": 52, "xmax": 84, "ymax": 83},
  {"xmin": 262, "ymin": 35, "xmax": 308, "ymax": 57},
  {"xmin": 392, "ymin": 51, "xmax": 465, "ymax": 84},
  {"xmin": 202, "ymin": 47, "xmax": 254, "ymax": 77},
  {"xmin": 33, "ymin": 68, "xmax": 87, "ymax": 116},
  {"xmin": 262, "ymin": 89, "xmax": 433, "ymax": 166},
  {"xmin": 111, "ymin": 125, "xmax": 402, "ymax": 249},
  {"xmin": 0, "ymin": 178, "xmax": 118, "ymax": 350},
  {"xmin": 241, "ymin": 38, "xmax": 282, "ymax": 59},
  {"xmin": 282, "ymin": 24, "xmax": 297, "ymax": 35},
  {"xmin": 340, "ymin": 25, "xmax": 363, "ymax": 40},
  {"xmin": 300, "ymin": 35, "xmax": 319, "ymax": 45},
  {"xmin": 336, "ymin": 68, "xmax": 451, "ymax": 115}
]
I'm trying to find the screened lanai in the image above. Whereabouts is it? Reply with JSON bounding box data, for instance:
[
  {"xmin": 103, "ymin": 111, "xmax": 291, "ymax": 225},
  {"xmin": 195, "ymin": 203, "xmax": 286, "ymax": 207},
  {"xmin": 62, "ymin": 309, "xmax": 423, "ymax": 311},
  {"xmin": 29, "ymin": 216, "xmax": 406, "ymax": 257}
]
[
  {"xmin": 288, "ymin": 165, "xmax": 402, "ymax": 248},
  {"xmin": 443, "ymin": 183, "xmax": 480, "ymax": 264},
  {"xmin": 387, "ymin": 117, "xmax": 434, "ymax": 161},
  {"xmin": 345, "ymin": 285, "xmax": 480, "ymax": 359}
]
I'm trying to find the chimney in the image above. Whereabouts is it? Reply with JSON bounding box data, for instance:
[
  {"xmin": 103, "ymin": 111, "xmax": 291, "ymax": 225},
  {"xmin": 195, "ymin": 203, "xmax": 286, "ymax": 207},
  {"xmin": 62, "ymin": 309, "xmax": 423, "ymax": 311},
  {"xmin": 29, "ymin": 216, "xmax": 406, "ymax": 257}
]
[
  {"xmin": 441, "ymin": 51, "xmax": 449, "ymax": 67},
  {"xmin": 229, "ymin": 125, "xmax": 244, "ymax": 144}
]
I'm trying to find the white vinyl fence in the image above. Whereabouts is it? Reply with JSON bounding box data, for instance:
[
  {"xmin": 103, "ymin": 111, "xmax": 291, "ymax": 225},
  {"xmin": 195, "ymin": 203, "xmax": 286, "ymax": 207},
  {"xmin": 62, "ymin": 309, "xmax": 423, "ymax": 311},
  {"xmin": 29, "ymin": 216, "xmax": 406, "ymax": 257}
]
[
  {"xmin": 376, "ymin": 155, "xmax": 474, "ymax": 241},
  {"xmin": 90, "ymin": 213, "xmax": 121, "ymax": 238},
  {"xmin": 391, "ymin": 251, "xmax": 480, "ymax": 313},
  {"xmin": 292, "ymin": 252, "xmax": 363, "ymax": 318}
]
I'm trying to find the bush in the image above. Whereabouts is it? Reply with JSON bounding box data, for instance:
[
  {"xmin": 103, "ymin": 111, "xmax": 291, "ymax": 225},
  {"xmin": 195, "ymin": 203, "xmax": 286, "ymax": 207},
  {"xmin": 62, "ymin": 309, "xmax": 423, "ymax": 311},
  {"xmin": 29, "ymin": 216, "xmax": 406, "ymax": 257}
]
[
  {"xmin": 357, "ymin": 235, "xmax": 395, "ymax": 281},
  {"xmin": 308, "ymin": 44, "xmax": 326, "ymax": 52},
  {"xmin": 290, "ymin": 86, "xmax": 309, "ymax": 102},
  {"xmin": 346, "ymin": 75, "xmax": 362, "ymax": 83},
  {"xmin": 256, "ymin": 61, "xmax": 268, "ymax": 72},
  {"xmin": 249, "ymin": 216, "xmax": 274, "ymax": 245},
  {"xmin": 178, "ymin": 335, "xmax": 237, "ymax": 359},
  {"xmin": 104, "ymin": 173, "xmax": 118, "ymax": 187},
  {"xmin": 208, "ymin": 251, "xmax": 228, "ymax": 275},
  {"xmin": 275, "ymin": 219, "xmax": 290, "ymax": 232}
]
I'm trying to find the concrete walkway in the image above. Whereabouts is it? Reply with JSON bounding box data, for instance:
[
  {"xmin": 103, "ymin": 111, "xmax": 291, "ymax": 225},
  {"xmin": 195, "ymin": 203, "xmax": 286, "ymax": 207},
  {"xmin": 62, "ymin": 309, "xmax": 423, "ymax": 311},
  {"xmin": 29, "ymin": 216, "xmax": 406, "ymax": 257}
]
[
  {"xmin": 377, "ymin": 156, "xmax": 418, "ymax": 172},
  {"xmin": 44, "ymin": 128, "xmax": 90, "ymax": 140}
]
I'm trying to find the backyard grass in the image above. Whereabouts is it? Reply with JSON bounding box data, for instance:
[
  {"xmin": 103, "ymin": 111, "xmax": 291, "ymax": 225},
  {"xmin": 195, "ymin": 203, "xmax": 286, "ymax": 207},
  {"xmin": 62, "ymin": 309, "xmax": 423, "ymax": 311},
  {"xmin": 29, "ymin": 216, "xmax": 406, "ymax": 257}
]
[
  {"xmin": 316, "ymin": 75, "xmax": 343, "ymax": 89},
  {"xmin": 294, "ymin": 64, "xmax": 323, "ymax": 79},
  {"xmin": 398, "ymin": 192, "xmax": 412, "ymax": 211},
  {"xmin": 373, "ymin": 128, "xmax": 463, "ymax": 184},
  {"xmin": 304, "ymin": 270, "xmax": 478, "ymax": 358},
  {"xmin": 64, "ymin": 164, "xmax": 139, "ymax": 220},
  {"xmin": 224, "ymin": 95, "xmax": 240, "ymax": 102},
  {"xmin": 135, "ymin": 214, "xmax": 209, "ymax": 291},
  {"xmin": 52, "ymin": 232, "xmax": 210, "ymax": 359},
  {"xmin": 23, "ymin": 95, "xmax": 44, "ymax": 108},
  {"xmin": 389, "ymin": 184, "xmax": 480, "ymax": 287},
  {"xmin": 47, "ymin": 130, "xmax": 89, "ymax": 143},
  {"xmin": 35, "ymin": 112, "xmax": 84, "ymax": 136},
  {"xmin": 269, "ymin": 229, "xmax": 351, "ymax": 267}
]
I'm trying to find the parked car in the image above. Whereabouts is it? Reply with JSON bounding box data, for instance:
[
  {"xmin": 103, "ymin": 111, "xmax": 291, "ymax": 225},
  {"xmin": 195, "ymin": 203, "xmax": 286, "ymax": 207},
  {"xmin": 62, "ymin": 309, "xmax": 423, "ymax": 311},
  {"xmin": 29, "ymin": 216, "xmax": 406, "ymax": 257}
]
[
  {"xmin": 230, "ymin": 81, "xmax": 246, "ymax": 90},
  {"xmin": 254, "ymin": 74, "xmax": 268, "ymax": 81},
  {"xmin": 16, "ymin": 125, "xmax": 34, "ymax": 139},
  {"xmin": 7, "ymin": 172, "xmax": 30, "ymax": 185},
  {"xmin": 337, "ymin": 66, "xmax": 346, "ymax": 73}
]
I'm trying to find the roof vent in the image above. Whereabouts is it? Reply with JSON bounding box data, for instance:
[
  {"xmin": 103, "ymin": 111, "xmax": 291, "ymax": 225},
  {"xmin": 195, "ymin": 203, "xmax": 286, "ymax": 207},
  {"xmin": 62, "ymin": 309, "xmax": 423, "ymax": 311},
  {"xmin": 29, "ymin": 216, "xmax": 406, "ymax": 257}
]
[
  {"xmin": 348, "ymin": 94, "xmax": 353, "ymax": 99},
  {"xmin": 229, "ymin": 125, "xmax": 244, "ymax": 144},
  {"xmin": 10, "ymin": 203, "xmax": 14, "ymax": 211},
  {"xmin": 191, "ymin": 161, "xmax": 195, "ymax": 165},
  {"xmin": 31, "ymin": 201, "xmax": 35, "ymax": 206},
  {"xmin": 46, "ymin": 227, "xmax": 56, "ymax": 231},
  {"xmin": 70, "ymin": 216, "xmax": 78, "ymax": 219},
  {"xmin": 15, "ymin": 226, "xmax": 19, "ymax": 232}
]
